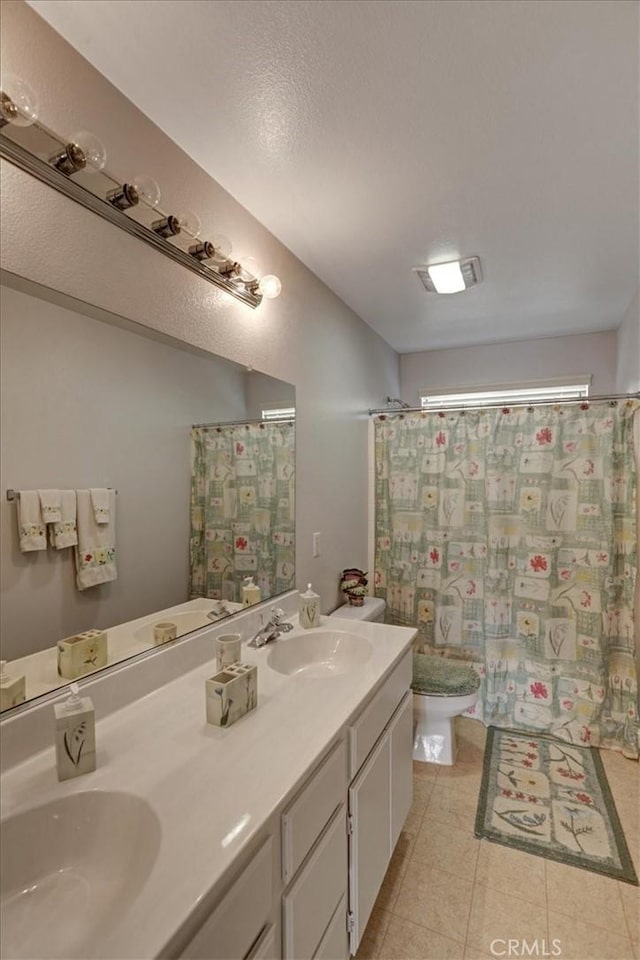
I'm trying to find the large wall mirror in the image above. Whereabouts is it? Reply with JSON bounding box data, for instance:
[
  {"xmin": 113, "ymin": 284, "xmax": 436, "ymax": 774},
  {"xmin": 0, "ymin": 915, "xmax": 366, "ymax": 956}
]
[{"xmin": 0, "ymin": 272, "xmax": 295, "ymax": 712}]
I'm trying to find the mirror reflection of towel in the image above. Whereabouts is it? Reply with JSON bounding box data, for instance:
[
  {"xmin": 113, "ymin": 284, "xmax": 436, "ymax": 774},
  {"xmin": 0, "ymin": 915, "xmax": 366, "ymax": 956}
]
[
  {"xmin": 49, "ymin": 491, "xmax": 78, "ymax": 549},
  {"xmin": 75, "ymin": 489, "xmax": 117, "ymax": 590},
  {"xmin": 38, "ymin": 489, "xmax": 62, "ymax": 523},
  {"xmin": 17, "ymin": 491, "xmax": 46, "ymax": 552},
  {"xmin": 90, "ymin": 488, "xmax": 110, "ymax": 524}
]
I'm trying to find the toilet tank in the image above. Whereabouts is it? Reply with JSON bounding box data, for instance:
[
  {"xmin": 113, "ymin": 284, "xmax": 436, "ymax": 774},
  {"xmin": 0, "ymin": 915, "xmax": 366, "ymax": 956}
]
[{"xmin": 329, "ymin": 597, "xmax": 386, "ymax": 623}]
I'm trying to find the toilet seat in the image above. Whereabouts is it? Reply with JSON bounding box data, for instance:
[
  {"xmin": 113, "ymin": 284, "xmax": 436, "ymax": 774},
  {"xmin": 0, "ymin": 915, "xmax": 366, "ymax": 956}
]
[{"xmin": 411, "ymin": 653, "xmax": 480, "ymax": 697}]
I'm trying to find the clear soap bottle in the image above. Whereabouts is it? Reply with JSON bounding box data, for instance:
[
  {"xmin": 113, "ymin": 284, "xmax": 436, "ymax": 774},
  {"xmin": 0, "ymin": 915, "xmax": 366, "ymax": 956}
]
[{"xmin": 299, "ymin": 583, "xmax": 320, "ymax": 629}]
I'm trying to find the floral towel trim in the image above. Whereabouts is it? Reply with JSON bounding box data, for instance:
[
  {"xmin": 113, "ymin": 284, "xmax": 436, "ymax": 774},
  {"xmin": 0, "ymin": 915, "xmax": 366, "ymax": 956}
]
[
  {"xmin": 50, "ymin": 520, "xmax": 78, "ymax": 549},
  {"xmin": 19, "ymin": 522, "xmax": 46, "ymax": 552},
  {"xmin": 77, "ymin": 546, "xmax": 116, "ymax": 570}
]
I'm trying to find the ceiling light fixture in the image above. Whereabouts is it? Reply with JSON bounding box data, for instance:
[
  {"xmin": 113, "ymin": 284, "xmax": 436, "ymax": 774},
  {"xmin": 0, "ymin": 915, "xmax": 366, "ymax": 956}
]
[{"xmin": 414, "ymin": 256, "xmax": 483, "ymax": 295}]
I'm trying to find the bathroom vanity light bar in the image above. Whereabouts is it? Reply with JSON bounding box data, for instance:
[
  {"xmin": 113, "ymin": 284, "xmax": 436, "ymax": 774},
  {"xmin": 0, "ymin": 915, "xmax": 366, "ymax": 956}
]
[{"xmin": 0, "ymin": 82, "xmax": 281, "ymax": 309}]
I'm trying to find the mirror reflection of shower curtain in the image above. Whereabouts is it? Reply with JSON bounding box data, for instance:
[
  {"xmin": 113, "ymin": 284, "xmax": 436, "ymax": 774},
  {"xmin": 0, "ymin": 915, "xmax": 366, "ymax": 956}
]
[
  {"xmin": 373, "ymin": 399, "xmax": 639, "ymax": 757},
  {"xmin": 189, "ymin": 421, "xmax": 295, "ymax": 603}
]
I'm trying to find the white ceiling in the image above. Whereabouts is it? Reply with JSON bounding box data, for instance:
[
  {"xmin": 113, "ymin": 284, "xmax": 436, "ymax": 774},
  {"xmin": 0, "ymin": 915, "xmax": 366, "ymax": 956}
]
[{"xmin": 27, "ymin": 0, "xmax": 640, "ymax": 353}]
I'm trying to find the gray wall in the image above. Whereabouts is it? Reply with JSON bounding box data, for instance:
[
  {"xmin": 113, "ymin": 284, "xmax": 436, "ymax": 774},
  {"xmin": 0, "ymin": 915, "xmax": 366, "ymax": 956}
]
[
  {"xmin": 400, "ymin": 330, "xmax": 618, "ymax": 405},
  {"xmin": 0, "ymin": 283, "xmax": 252, "ymax": 659},
  {"xmin": 0, "ymin": 0, "xmax": 400, "ymax": 640},
  {"xmin": 616, "ymin": 288, "xmax": 640, "ymax": 392}
]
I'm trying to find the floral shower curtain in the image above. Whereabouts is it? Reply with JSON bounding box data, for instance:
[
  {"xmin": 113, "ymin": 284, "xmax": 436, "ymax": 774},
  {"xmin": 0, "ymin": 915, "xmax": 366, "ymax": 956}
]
[
  {"xmin": 374, "ymin": 399, "xmax": 639, "ymax": 757},
  {"xmin": 189, "ymin": 421, "xmax": 295, "ymax": 603}
]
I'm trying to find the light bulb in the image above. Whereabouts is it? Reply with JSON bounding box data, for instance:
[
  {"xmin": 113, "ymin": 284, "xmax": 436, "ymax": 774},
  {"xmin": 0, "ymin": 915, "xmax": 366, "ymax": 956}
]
[
  {"xmin": 132, "ymin": 174, "xmax": 161, "ymax": 208},
  {"xmin": 258, "ymin": 275, "xmax": 282, "ymax": 299},
  {"xmin": 70, "ymin": 131, "xmax": 106, "ymax": 173},
  {"xmin": 175, "ymin": 210, "xmax": 201, "ymax": 239},
  {"xmin": 0, "ymin": 74, "xmax": 39, "ymax": 127}
]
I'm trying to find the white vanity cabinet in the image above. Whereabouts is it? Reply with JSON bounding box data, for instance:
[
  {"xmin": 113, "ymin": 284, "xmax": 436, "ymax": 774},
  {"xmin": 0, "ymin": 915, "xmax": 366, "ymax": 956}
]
[
  {"xmin": 177, "ymin": 648, "xmax": 413, "ymax": 960},
  {"xmin": 281, "ymin": 739, "xmax": 349, "ymax": 960},
  {"xmin": 347, "ymin": 654, "xmax": 413, "ymax": 954}
]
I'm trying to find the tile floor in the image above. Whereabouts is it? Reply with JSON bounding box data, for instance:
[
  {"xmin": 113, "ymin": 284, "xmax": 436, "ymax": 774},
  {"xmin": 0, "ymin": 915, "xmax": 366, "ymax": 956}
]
[{"xmin": 356, "ymin": 718, "xmax": 640, "ymax": 960}]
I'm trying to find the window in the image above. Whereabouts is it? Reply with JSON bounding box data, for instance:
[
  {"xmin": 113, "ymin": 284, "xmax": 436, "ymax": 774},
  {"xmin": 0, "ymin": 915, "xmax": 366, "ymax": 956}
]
[
  {"xmin": 419, "ymin": 377, "xmax": 590, "ymax": 410},
  {"xmin": 261, "ymin": 406, "xmax": 296, "ymax": 421}
]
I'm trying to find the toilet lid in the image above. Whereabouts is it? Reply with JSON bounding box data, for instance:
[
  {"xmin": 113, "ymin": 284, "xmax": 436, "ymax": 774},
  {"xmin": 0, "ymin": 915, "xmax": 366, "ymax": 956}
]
[{"xmin": 412, "ymin": 653, "xmax": 480, "ymax": 696}]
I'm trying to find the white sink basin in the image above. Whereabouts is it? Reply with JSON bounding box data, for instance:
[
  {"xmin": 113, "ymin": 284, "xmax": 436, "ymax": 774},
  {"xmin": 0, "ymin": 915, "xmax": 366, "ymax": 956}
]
[
  {"xmin": 267, "ymin": 630, "xmax": 372, "ymax": 678},
  {"xmin": 0, "ymin": 790, "xmax": 161, "ymax": 959}
]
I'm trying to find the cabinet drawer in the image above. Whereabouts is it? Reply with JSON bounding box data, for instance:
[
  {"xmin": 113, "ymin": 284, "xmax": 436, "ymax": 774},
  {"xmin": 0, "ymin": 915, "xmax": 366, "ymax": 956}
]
[
  {"xmin": 313, "ymin": 892, "xmax": 348, "ymax": 960},
  {"xmin": 180, "ymin": 837, "xmax": 272, "ymax": 959},
  {"xmin": 282, "ymin": 738, "xmax": 347, "ymax": 883},
  {"xmin": 349, "ymin": 649, "xmax": 412, "ymax": 777},
  {"xmin": 283, "ymin": 805, "xmax": 347, "ymax": 960}
]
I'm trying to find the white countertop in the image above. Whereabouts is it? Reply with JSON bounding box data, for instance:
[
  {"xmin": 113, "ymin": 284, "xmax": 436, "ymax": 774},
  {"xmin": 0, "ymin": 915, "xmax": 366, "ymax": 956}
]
[
  {"xmin": 0, "ymin": 615, "xmax": 415, "ymax": 959},
  {"xmin": 4, "ymin": 597, "xmax": 243, "ymax": 703}
]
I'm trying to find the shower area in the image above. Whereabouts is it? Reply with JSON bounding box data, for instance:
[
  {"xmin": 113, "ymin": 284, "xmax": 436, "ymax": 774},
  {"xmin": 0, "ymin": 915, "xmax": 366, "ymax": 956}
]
[
  {"xmin": 372, "ymin": 395, "xmax": 640, "ymax": 757},
  {"xmin": 189, "ymin": 419, "xmax": 295, "ymax": 604}
]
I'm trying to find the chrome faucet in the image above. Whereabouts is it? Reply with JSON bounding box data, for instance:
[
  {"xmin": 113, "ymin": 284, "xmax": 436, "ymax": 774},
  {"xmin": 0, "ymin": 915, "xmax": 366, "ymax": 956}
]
[
  {"xmin": 249, "ymin": 607, "xmax": 294, "ymax": 648},
  {"xmin": 207, "ymin": 601, "xmax": 230, "ymax": 621}
]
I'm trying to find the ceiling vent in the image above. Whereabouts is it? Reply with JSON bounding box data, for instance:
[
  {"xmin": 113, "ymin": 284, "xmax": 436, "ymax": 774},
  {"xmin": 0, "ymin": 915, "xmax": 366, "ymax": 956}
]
[{"xmin": 414, "ymin": 256, "xmax": 483, "ymax": 294}]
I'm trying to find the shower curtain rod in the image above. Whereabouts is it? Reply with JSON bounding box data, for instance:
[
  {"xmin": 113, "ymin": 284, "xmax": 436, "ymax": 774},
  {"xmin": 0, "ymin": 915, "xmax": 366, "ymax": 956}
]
[
  {"xmin": 192, "ymin": 416, "xmax": 295, "ymax": 429},
  {"xmin": 368, "ymin": 391, "xmax": 640, "ymax": 416}
]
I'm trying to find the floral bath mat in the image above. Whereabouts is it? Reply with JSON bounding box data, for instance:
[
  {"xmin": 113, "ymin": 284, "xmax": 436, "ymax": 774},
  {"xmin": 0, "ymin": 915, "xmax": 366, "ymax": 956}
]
[{"xmin": 475, "ymin": 727, "xmax": 638, "ymax": 884}]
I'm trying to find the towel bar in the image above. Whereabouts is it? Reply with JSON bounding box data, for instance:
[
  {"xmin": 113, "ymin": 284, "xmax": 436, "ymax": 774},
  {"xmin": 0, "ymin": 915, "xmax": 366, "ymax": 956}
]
[{"xmin": 6, "ymin": 488, "xmax": 117, "ymax": 501}]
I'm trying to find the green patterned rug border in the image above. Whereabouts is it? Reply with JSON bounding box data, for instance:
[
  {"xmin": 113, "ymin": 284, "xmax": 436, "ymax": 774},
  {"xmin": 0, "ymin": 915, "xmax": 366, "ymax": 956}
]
[{"xmin": 475, "ymin": 727, "xmax": 638, "ymax": 886}]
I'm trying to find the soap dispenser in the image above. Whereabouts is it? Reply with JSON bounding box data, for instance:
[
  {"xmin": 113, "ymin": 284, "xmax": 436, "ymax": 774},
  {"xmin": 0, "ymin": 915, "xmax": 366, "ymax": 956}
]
[
  {"xmin": 299, "ymin": 584, "xmax": 321, "ymax": 629},
  {"xmin": 0, "ymin": 661, "xmax": 26, "ymax": 710},
  {"xmin": 242, "ymin": 576, "xmax": 261, "ymax": 607},
  {"xmin": 54, "ymin": 683, "xmax": 96, "ymax": 781}
]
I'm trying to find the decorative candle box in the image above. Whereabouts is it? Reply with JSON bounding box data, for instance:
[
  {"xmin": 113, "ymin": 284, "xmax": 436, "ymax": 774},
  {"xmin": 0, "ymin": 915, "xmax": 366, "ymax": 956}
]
[
  {"xmin": 205, "ymin": 662, "xmax": 257, "ymax": 728},
  {"xmin": 57, "ymin": 629, "xmax": 108, "ymax": 680}
]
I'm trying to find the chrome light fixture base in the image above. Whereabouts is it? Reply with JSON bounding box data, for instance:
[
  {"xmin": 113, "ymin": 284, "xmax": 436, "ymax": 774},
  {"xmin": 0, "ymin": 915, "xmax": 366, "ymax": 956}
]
[{"xmin": 0, "ymin": 115, "xmax": 267, "ymax": 309}]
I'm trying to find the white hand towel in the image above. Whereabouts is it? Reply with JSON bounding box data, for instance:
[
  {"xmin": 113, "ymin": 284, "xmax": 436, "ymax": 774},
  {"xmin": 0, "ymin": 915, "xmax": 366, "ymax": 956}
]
[
  {"xmin": 38, "ymin": 489, "xmax": 62, "ymax": 523},
  {"xmin": 17, "ymin": 491, "xmax": 47, "ymax": 552},
  {"xmin": 75, "ymin": 489, "xmax": 117, "ymax": 590},
  {"xmin": 49, "ymin": 490, "xmax": 78, "ymax": 549},
  {"xmin": 90, "ymin": 488, "xmax": 110, "ymax": 524}
]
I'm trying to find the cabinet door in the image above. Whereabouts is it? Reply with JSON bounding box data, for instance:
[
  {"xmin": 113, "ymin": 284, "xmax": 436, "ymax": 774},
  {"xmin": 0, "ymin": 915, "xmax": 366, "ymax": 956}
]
[
  {"xmin": 348, "ymin": 733, "xmax": 391, "ymax": 954},
  {"xmin": 313, "ymin": 892, "xmax": 348, "ymax": 960},
  {"xmin": 247, "ymin": 924, "xmax": 278, "ymax": 960},
  {"xmin": 389, "ymin": 691, "xmax": 414, "ymax": 851},
  {"xmin": 282, "ymin": 805, "xmax": 347, "ymax": 960}
]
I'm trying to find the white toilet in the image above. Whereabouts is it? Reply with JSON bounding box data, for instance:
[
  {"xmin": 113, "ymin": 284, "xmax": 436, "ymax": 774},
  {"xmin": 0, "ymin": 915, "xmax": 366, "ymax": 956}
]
[
  {"xmin": 330, "ymin": 599, "xmax": 479, "ymax": 766},
  {"xmin": 329, "ymin": 596, "xmax": 386, "ymax": 624},
  {"xmin": 412, "ymin": 653, "xmax": 479, "ymax": 765}
]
